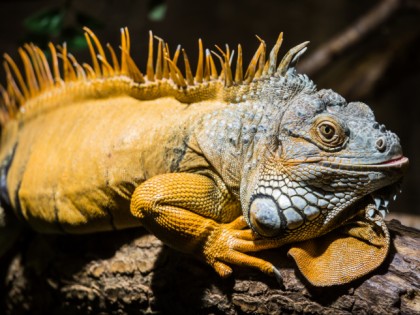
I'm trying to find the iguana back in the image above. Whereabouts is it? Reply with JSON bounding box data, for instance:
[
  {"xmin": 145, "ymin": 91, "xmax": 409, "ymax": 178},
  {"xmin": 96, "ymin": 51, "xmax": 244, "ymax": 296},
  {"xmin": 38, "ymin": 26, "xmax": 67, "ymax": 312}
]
[{"xmin": 0, "ymin": 29, "xmax": 231, "ymax": 233}]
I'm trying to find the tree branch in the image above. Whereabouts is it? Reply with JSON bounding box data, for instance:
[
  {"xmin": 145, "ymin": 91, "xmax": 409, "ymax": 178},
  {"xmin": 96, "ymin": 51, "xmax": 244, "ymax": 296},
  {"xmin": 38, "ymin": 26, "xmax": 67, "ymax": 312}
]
[
  {"xmin": 1, "ymin": 220, "xmax": 419, "ymax": 314},
  {"xmin": 297, "ymin": 0, "xmax": 402, "ymax": 76}
]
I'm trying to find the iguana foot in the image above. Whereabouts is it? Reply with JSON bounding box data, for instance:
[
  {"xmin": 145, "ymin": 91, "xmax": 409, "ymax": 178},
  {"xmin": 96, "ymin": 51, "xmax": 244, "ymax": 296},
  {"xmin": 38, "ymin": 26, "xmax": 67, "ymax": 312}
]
[
  {"xmin": 131, "ymin": 173, "xmax": 281, "ymax": 279},
  {"xmin": 202, "ymin": 216, "xmax": 277, "ymax": 278}
]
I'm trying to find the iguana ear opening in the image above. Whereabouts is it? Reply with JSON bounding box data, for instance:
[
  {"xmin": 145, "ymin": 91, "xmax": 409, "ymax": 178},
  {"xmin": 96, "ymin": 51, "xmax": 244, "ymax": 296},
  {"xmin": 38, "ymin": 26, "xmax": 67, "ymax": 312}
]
[{"xmin": 288, "ymin": 216, "xmax": 390, "ymax": 286}]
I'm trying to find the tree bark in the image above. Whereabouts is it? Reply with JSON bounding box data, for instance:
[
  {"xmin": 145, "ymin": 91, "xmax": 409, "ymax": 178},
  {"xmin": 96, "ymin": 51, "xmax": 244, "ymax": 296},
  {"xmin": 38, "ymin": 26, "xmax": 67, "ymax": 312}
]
[{"xmin": 1, "ymin": 219, "xmax": 419, "ymax": 315}]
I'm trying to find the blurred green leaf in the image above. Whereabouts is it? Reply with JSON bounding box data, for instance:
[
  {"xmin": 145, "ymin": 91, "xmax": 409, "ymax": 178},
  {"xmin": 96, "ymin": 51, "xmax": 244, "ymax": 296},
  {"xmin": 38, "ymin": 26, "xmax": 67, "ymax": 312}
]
[
  {"xmin": 24, "ymin": 7, "xmax": 64, "ymax": 35},
  {"xmin": 148, "ymin": 0, "xmax": 167, "ymax": 22},
  {"xmin": 22, "ymin": 3, "xmax": 104, "ymax": 53},
  {"xmin": 61, "ymin": 27, "xmax": 88, "ymax": 50}
]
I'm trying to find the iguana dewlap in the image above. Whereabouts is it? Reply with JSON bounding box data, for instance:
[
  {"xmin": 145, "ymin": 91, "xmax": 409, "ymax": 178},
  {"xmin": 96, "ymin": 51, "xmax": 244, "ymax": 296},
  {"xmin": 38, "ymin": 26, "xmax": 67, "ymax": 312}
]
[{"xmin": 0, "ymin": 28, "xmax": 408, "ymax": 286}]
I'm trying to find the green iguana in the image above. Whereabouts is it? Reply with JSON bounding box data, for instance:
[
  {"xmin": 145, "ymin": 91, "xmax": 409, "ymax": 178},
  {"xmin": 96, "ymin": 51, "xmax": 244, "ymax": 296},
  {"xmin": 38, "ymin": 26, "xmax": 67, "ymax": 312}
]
[{"xmin": 0, "ymin": 28, "xmax": 408, "ymax": 286}]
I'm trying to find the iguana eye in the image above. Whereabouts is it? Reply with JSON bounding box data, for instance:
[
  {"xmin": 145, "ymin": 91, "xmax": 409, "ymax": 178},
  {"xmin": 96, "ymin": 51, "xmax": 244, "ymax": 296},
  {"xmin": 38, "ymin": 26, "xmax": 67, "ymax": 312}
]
[
  {"xmin": 318, "ymin": 122, "xmax": 336, "ymax": 142},
  {"xmin": 312, "ymin": 117, "xmax": 347, "ymax": 149}
]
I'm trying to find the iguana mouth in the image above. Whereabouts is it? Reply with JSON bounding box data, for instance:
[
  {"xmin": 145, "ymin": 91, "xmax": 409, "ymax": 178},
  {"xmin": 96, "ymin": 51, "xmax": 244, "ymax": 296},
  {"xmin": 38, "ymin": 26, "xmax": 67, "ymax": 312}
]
[
  {"xmin": 377, "ymin": 156, "xmax": 408, "ymax": 166},
  {"xmin": 360, "ymin": 156, "xmax": 407, "ymax": 221},
  {"xmin": 320, "ymin": 156, "xmax": 409, "ymax": 171}
]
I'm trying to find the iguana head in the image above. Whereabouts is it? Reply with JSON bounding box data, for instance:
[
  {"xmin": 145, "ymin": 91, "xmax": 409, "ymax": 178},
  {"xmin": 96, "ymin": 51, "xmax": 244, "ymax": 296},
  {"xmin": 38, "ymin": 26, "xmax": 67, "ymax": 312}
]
[
  {"xmin": 233, "ymin": 60, "xmax": 408, "ymax": 285},
  {"xmin": 243, "ymin": 85, "xmax": 408, "ymax": 241}
]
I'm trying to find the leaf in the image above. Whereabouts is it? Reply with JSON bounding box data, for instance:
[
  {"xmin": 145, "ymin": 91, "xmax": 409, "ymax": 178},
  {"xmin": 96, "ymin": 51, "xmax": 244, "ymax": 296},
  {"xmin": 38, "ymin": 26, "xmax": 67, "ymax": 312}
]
[
  {"xmin": 148, "ymin": 0, "xmax": 167, "ymax": 22},
  {"xmin": 24, "ymin": 7, "xmax": 64, "ymax": 35},
  {"xmin": 61, "ymin": 27, "xmax": 88, "ymax": 51}
]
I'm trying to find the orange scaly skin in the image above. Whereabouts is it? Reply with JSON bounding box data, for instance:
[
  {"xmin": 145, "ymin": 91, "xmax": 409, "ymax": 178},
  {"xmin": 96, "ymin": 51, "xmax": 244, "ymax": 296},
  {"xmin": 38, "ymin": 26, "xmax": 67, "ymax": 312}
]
[{"xmin": 0, "ymin": 28, "xmax": 408, "ymax": 286}]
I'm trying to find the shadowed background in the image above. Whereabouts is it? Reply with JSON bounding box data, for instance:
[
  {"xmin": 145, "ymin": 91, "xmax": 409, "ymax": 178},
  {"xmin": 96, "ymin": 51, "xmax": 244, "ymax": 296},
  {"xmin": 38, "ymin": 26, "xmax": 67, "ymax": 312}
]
[{"xmin": 0, "ymin": 0, "xmax": 419, "ymax": 224}]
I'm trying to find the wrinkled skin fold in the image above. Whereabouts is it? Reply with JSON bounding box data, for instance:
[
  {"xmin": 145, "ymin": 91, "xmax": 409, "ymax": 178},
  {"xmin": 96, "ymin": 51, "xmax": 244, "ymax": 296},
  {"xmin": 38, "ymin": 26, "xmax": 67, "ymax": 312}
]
[{"xmin": 288, "ymin": 205, "xmax": 390, "ymax": 286}]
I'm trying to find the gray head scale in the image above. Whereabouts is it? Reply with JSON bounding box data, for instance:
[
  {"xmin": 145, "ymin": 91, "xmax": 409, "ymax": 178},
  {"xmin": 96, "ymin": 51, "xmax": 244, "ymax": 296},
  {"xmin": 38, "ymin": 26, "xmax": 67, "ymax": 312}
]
[{"xmin": 243, "ymin": 85, "xmax": 408, "ymax": 241}]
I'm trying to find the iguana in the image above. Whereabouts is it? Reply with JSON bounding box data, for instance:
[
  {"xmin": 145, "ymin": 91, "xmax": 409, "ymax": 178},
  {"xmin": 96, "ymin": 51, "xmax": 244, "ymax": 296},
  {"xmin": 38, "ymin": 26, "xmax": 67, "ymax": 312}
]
[{"xmin": 0, "ymin": 28, "xmax": 408, "ymax": 287}]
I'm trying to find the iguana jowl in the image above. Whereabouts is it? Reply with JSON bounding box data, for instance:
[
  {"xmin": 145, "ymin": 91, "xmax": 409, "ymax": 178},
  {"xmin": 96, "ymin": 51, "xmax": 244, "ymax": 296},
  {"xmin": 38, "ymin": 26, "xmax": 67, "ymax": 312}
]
[{"xmin": 0, "ymin": 28, "xmax": 408, "ymax": 286}]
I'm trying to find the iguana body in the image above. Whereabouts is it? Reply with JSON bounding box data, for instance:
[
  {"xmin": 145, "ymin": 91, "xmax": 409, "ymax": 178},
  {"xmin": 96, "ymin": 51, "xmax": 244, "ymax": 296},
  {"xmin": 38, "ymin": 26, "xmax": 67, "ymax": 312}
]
[{"xmin": 0, "ymin": 28, "xmax": 408, "ymax": 286}]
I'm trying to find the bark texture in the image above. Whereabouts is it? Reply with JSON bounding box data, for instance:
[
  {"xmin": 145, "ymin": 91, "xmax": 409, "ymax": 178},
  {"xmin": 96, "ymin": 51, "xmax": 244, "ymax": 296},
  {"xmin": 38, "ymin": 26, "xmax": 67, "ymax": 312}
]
[{"xmin": 1, "ymin": 219, "xmax": 419, "ymax": 315}]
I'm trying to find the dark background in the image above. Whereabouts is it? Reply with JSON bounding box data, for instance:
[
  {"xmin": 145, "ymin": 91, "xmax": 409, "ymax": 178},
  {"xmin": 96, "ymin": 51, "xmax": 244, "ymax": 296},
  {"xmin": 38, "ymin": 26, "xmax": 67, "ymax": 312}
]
[{"xmin": 0, "ymin": 0, "xmax": 419, "ymax": 225}]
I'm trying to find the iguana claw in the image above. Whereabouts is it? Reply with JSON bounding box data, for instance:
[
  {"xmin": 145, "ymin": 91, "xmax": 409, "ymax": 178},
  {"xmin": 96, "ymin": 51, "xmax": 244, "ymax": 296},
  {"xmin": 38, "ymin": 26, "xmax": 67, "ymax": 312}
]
[{"xmin": 273, "ymin": 266, "xmax": 284, "ymax": 288}]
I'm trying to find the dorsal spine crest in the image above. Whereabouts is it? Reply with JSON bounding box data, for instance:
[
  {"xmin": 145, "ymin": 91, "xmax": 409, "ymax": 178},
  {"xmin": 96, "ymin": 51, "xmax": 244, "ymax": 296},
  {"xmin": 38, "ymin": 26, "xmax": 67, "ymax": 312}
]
[{"xmin": 0, "ymin": 27, "xmax": 310, "ymax": 126}]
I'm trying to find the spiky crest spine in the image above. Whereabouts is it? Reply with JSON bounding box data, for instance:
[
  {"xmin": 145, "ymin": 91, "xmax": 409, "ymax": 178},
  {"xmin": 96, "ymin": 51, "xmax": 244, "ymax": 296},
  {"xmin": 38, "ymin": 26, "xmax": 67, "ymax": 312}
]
[{"xmin": 0, "ymin": 27, "xmax": 310, "ymax": 126}]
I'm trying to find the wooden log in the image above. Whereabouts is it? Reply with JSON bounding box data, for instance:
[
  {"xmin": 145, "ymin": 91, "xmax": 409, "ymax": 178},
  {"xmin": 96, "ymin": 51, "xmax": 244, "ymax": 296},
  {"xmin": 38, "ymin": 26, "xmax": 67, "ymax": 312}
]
[{"xmin": 1, "ymin": 219, "xmax": 419, "ymax": 314}]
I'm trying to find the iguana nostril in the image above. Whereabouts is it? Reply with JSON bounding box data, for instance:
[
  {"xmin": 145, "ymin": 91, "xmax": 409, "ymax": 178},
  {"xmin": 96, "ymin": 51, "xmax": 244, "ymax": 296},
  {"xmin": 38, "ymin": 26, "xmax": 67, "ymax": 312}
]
[
  {"xmin": 379, "ymin": 124, "xmax": 387, "ymax": 132},
  {"xmin": 376, "ymin": 137, "xmax": 386, "ymax": 152}
]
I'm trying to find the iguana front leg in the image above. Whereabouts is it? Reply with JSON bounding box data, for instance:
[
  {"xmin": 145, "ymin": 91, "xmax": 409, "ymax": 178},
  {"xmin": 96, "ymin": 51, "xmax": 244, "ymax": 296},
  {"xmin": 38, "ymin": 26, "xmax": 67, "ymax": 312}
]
[{"xmin": 130, "ymin": 173, "xmax": 277, "ymax": 277}]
